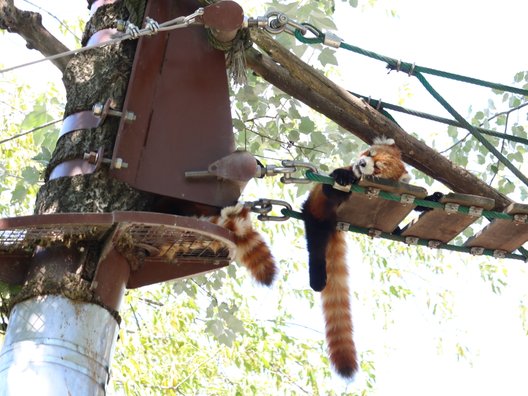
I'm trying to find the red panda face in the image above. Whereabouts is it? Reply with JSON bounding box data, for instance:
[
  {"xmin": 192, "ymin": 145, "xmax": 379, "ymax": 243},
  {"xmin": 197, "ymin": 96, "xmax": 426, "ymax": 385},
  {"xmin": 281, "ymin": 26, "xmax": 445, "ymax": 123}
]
[{"xmin": 353, "ymin": 138, "xmax": 411, "ymax": 183}]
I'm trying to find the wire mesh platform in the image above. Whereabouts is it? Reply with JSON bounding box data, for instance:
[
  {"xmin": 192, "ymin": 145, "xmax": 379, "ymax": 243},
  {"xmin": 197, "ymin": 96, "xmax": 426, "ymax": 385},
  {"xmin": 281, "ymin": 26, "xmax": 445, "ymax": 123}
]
[{"xmin": 0, "ymin": 212, "xmax": 236, "ymax": 288}]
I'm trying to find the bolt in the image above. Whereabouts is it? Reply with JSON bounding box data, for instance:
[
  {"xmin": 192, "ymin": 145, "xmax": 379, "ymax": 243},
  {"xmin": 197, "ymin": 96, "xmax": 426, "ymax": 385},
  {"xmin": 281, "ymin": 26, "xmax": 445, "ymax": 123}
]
[{"xmin": 92, "ymin": 102, "xmax": 136, "ymax": 123}]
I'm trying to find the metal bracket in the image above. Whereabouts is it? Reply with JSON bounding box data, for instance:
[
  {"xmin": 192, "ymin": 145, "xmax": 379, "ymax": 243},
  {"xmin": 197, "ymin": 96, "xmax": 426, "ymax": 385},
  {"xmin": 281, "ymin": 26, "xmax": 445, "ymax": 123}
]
[
  {"xmin": 468, "ymin": 206, "xmax": 484, "ymax": 217},
  {"xmin": 428, "ymin": 240, "xmax": 442, "ymax": 249},
  {"xmin": 368, "ymin": 229, "xmax": 382, "ymax": 238},
  {"xmin": 493, "ymin": 250, "xmax": 507, "ymax": 259},
  {"xmin": 470, "ymin": 247, "xmax": 485, "ymax": 256},
  {"xmin": 400, "ymin": 194, "xmax": 416, "ymax": 206},
  {"xmin": 444, "ymin": 202, "xmax": 460, "ymax": 215},
  {"xmin": 366, "ymin": 187, "xmax": 381, "ymax": 199},
  {"xmin": 405, "ymin": 236, "xmax": 419, "ymax": 245},
  {"xmin": 336, "ymin": 222, "xmax": 350, "ymax": 231},
  {"xmin": 514, "ymin": 214, "xmax": 528, "ymax": 224}
]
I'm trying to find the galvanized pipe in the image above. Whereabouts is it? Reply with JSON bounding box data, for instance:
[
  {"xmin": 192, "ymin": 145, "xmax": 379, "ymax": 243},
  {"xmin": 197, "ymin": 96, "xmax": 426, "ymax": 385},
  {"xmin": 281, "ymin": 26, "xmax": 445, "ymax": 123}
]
[{"xmin": 0, "ymin": 295, "xmax": 119, "ymax": 395}]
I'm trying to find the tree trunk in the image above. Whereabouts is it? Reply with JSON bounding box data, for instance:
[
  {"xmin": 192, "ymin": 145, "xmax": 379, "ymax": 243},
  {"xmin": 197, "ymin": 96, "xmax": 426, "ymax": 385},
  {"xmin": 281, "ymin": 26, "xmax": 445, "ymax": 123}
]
[{"xmin": 0, "ymin": 1, "xmax": 147, "ymax": 394}]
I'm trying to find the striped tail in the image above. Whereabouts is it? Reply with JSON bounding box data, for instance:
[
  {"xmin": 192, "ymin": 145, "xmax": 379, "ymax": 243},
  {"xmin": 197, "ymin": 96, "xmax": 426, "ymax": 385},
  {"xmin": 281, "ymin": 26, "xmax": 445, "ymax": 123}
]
[
  {"xmin": 208, "ymin": 204, "xmax": 277, "ymax": 286},
  {"xmin": 321, "ymin": 231, "xmax": 358, "ymax": 378}
]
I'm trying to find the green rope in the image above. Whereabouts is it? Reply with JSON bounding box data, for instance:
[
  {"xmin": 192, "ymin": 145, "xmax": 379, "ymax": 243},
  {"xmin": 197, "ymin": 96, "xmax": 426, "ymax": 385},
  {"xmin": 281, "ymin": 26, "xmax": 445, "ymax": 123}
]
[
  {"xmin": 305, "ymin": 171, "xmax": 513, "ymax": 220},
  {"xmin": 281, "ymin": 207, "xmax": 526, "ymax": 261},
  {"xmin": 294, "ymin": 28, "xmax": 528, "ymax": 96},
  {"xmin": 413, "ymin": 71, "xmax": 528, "ymax": 188},
  {"xmin": 352, "ymin": 92, "xmax": 528, "ymax": 146},
  {"xmin": 294, "ymin": 26, "xmax": 528, "ymax": 188}
]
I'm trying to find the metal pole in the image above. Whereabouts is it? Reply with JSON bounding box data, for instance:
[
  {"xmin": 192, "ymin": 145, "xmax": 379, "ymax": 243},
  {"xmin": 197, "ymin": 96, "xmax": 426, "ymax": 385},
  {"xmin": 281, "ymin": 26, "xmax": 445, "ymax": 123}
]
[{"xmin": 0, "ymin": 295, "xmax": 119, "ymax": 395}]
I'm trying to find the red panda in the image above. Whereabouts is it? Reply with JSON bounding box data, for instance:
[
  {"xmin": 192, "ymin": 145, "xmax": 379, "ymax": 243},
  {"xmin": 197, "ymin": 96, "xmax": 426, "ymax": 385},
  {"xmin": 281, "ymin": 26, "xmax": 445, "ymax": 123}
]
[
  {"xmin": 204, "ymin": 204, "xmax": 277, "ymax": 286},
  {"xmin": 302, "ymin": 137, "xmax": 409, "ymax": 378}
]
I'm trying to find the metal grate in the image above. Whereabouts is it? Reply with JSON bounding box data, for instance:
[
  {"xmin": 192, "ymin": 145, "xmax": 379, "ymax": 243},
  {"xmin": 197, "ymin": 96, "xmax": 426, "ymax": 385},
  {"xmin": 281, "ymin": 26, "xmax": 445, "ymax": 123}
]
[
  {"xmin": 119, "ymin": 223, "xmax": 232, "ymax": 260},
  {"xmin": 0, "ymin": 224, "xmax": 111, "ymax": 253}
]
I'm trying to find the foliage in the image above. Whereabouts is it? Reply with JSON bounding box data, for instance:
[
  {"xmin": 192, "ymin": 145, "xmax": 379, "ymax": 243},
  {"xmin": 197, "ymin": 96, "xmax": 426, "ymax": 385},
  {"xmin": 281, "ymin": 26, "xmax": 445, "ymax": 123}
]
[{"xmin": 1, "ymin": 1, "xmax": 528, "ymax": 395}]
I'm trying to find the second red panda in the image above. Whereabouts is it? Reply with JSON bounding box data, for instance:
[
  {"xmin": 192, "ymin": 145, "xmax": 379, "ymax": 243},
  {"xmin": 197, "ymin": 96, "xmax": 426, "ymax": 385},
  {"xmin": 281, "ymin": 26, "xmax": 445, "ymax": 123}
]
[{"xmin": 302, "ymin": 137, "xmax": 410, "ymax": 378}]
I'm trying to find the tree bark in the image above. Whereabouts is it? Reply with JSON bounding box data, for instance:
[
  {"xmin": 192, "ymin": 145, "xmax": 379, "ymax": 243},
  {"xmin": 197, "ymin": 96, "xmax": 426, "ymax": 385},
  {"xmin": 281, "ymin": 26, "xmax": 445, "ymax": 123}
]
[{"xmin": 247, "ymin": 29, "xmax": 512, "ymax": 211}]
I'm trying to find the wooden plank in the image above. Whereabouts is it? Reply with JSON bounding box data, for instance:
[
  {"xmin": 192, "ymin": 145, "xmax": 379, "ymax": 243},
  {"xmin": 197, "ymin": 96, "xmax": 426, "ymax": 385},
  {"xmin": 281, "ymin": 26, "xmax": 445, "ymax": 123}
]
[
  {"xmin": 464, "ymin": 203, "xmax": 528, "ymax": 252},
  {"xmin": 336, "ymin": 177, "xmax": 427, "ymax": 233},
  {"xmin": 401, "ymin": 193, "xmax": 495, "ymax": 243}
]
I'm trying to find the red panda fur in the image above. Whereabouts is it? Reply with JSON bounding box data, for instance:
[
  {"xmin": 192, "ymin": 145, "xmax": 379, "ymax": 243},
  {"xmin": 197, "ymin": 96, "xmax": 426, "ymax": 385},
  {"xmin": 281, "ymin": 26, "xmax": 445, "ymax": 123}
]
[
  {"xmin": 303, "ymin": 137, "xmax": 408, "ymax": 378},
  {"xmin": 204, "ymin": 204, "xmax": 277, "ymax": 286}
]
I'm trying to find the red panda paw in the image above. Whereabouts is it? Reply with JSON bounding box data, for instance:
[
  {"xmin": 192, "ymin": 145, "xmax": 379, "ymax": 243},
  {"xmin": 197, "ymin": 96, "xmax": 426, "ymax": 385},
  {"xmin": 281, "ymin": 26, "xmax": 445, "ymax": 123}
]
[{"xmin": 330, "ymin": 168, "xmax": 358, "ymax": 186}]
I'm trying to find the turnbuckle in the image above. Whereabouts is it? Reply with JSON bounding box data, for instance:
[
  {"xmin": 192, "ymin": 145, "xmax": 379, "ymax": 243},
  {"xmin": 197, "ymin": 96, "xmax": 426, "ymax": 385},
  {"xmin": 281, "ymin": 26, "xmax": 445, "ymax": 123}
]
[{"xmin": 248, "ymin": 199, "xmax": 292, "ymax": 221}]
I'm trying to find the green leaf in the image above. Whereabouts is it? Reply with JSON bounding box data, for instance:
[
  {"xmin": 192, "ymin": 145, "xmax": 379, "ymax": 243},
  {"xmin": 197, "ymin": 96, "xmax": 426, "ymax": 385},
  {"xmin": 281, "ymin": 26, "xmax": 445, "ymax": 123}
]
[
  {"xmin": 21, "ymin": 167, "xmax": 41, "ymax": 184},
  {"xmin": 318, "ymin": 48, "xmax": 338, "ymax": 66}
]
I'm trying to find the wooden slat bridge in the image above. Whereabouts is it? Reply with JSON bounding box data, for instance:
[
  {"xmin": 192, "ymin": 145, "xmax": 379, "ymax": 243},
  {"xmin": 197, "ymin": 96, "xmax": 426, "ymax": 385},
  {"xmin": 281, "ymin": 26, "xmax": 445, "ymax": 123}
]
[{"xmin": 333, "ymin": 176, "xmax": 528, "ymax": 261}]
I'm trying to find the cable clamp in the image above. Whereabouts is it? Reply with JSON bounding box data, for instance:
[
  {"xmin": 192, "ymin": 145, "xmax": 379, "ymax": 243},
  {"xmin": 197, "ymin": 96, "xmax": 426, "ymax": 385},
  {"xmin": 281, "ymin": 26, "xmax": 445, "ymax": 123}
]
[
  {"xmin": 144, "ymin": 17, "xmax": 160, "ymax": 35},
  {"xmin": 249, "ymin": 199, "xmax": 292, "ymax": 221},
  {"xmin": 336, "ymin": 222, "xmax": 350, "ymax": 231},
  {"xmin": 323, "ymin": 32, "xmax": 343, "ymax": 48},
  {"xmin": 408, "ymin": 62, "xmax": 416, "ymax": 76},
  {"xmin": 125, "ymin": 22, "xmax": 141, "ymax": 39}
]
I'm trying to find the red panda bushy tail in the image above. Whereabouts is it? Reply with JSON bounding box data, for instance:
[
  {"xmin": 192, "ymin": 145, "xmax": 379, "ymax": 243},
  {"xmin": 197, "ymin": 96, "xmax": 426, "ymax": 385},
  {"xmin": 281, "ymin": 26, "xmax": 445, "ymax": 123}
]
[
  {"xmin": 207, "ymin": 204, "xmax": 277, "ymax": 286},
  {"xmin": 321, "ymin": 231, "xmax": 358, "ymax": 378}
]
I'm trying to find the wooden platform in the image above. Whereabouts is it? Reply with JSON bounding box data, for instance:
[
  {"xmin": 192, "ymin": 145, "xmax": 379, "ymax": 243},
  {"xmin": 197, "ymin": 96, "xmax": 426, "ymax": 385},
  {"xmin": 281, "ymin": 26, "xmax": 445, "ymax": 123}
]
[
  {"xmin": 401, "ymin": 193, "xmax": 495, "ymax": 243},
  {"xmin": 336, "ymin": 176, "xmax": 427, "ymax": 233},
  {"xmin": 465, "ymin": 203, "xmax": 528, "ymax": 253}
]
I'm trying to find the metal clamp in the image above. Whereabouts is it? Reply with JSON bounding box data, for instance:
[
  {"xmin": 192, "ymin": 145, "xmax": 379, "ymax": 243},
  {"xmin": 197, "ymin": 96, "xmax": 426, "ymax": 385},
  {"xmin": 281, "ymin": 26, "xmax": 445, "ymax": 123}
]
[
  {"xmin": 400, "ymin": 194, "xmax": 416, "ymax": 205},
  {"xmin": 444, "ymin": 202, "xmax": 460, "ymax": 215},
  {"xmin": 468, "ymin": 206, "xmax": 484, "ymax": 217},
  {"xmin": 366, "ymin": 187, "xmax": 381, "ymax": 199},
  {"xmin": 428, "ymin": 240, "xmax": 442, "ymax": 249},
  {"xmin": 368, "ymin": 229, "xmax": 382, "ymax": 238},
  {"xmin": 470, "ymin": 247, "xmax": 484, "ymax": 256},
  {"xmin": 405, "ymin": 236, "xmax": 419, "ymax": 245},
  {"xmin": 336, "ymin": 222, "xmax": 350, "ymax": 231},
  {"xmin": 514, "ymin": 214, "xmax": 528, "ymax": 224},
  {"xmin": 249, "ymin": 199, "xmax": 292, "ymax": 221}
]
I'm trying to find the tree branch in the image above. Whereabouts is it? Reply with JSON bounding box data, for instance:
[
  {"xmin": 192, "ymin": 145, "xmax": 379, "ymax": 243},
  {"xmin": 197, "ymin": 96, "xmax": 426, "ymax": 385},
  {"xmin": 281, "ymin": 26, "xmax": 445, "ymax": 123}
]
[
  {"xmin": 246, "ymin": 29, "xmax": 512, "ymax": 211},
  {"xmin": 0, "ymin": 0, "xmax": 70, "ymax": 73}
]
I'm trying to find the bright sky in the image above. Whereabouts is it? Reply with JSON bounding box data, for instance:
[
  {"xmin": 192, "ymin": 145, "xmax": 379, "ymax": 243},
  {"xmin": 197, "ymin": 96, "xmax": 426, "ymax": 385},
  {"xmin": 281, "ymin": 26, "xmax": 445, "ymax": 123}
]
[{"xmin": 2, "ymin": 1, "xmax": 528, "ymax": 395}]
